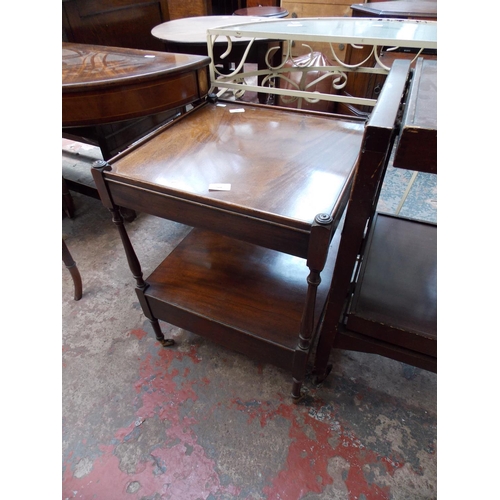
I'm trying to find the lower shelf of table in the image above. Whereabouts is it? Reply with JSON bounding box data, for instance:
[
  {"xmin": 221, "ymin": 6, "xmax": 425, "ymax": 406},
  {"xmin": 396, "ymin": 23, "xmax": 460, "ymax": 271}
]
[
  {"xmin": 144, "ymin": 227, "xmax": 341, "ymax": 370},
  {"xmin": 346, "ymin": 212, "xmax": 437, "ymax": 357}
]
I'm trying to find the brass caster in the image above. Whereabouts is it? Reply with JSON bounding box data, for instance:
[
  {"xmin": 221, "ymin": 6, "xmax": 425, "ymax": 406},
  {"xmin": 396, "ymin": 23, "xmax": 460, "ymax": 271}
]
[{"xmin": 291, "ymin": 392, "xmax": 304, "ymax": 404}]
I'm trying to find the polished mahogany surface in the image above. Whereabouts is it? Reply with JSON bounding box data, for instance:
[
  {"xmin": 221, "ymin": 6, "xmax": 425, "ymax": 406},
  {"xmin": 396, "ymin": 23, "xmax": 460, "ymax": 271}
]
[
  {"xmin": 145, "ymin": 226, "xmax": 341, "ymax": 369},
  {"xmin": 350, "ymin": 0, "xmax": 437, "ymax": 19},
  {"xmin": 62, "ymin": 43, "xmax": 210, "ymax": 126},
  {"xmin": 108, "ymin": 101, "xmax": 365, "ymax": 239}
]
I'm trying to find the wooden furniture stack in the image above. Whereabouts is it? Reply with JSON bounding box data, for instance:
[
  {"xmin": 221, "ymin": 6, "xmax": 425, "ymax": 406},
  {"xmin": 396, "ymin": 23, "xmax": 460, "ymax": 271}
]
[
  {"xmin": 314, "ymin": 57, "xmax": 437, "ymax": 380},
  {"xmin": 87, "ymin": 19, "xmax": 436, "ymax": 398}
]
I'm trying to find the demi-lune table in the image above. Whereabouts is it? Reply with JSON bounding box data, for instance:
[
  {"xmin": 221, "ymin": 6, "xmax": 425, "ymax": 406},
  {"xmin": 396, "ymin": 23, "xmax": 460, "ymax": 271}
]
[
  {"xmin": 62, "ymin": 42, "xmax": 210, "ymax": 202},
  {"xmin": 62, "ymin": 42, "xmax": 210, "ymax": 145}
]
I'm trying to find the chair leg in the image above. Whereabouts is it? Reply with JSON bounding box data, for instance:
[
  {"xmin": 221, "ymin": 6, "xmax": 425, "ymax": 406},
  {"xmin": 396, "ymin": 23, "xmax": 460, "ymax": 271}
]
[
  {"xmin": 62, "ymin": 239, "xmax": 83, "ymax": 301},
  {"xmin": 62, "ymin": 177, "xmax": 75, "ymax": 218}
]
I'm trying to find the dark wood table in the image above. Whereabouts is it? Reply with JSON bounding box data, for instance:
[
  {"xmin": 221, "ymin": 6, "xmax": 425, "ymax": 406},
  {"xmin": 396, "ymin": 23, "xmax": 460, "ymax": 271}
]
[
  {"xmin": 91, "ymin": 59, "xmax": 411, "ymax": 398},
  {"xmin": 62, "ymin": 42, "xmax": 210, "ymax": 142},
  {"xmin": 62, "ymin": 43, "xmax": 210, "ymax": 205},
  {"xmin": 350, "ymin": 0, "xmax": 437, "ymax": 20}
]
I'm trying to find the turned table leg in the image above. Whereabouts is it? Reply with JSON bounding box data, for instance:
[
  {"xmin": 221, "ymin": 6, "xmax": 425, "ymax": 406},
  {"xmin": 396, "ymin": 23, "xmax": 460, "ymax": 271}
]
[{"xmin": 110, "ymin": 203, "xmax": 174, "ymax": 348}]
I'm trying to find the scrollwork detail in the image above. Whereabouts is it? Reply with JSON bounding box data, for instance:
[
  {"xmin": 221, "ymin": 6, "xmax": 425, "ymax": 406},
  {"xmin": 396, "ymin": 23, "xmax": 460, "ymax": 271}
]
[{"xmin": 206, "ymin": 26, "xmax": 427, "ymax": 109}]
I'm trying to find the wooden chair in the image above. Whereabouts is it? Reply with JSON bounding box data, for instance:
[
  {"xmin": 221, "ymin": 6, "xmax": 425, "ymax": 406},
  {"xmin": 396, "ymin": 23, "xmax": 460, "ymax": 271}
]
[
  {"xmin": 62, "ymin": 177, "xmax": 75, "ymax": 219},
  {"xmin": 63, "ymin": 240, "xmax": 83, "ymax": 301},
  {"xmin": 313, "ymin": 59, "xmax": 437, "ymax": 383},
  {"xmin": 63, "ymin": 178, "xmax": 82, "ymax": 301}
]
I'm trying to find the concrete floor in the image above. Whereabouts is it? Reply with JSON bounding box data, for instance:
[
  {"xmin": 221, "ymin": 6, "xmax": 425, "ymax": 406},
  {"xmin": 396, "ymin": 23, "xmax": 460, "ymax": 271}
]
[{"xmin": 62, "ymin": 141, "xmax": 437, "ymax": 499}]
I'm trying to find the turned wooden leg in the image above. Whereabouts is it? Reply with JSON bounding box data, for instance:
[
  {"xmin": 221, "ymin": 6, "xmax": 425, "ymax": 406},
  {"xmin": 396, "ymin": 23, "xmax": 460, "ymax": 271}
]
[
  {"xmin": 110, "ymin": 206, "xmax": 174, "ymax": 348},
  {"xmin": 92, "ymin": 160, "xmax": 172, "ymax": 347},
  {"xmin": 291, "ymin": 213, "xmax": 334, "ymax": 400},
  {"xmin": 291, "ymin": 378, "xmax": 304, "ymax": 401},
  {"xmin": 62, "ymin": 239, "xmax": 82, "ymax": 301},
  {"xmin": 291, "ymin": 266, "xmax": 321, "ymax": 401},
  {"xmin": 148, "ymin": 318, "xmax": 175, "ymax": 347}
]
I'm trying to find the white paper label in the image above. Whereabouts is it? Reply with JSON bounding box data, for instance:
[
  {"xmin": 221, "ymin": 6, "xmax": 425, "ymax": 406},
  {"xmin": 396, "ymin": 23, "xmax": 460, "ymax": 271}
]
[{"xmin": 209, "ymin": 183, "xmax": 231, "ymax": 191}]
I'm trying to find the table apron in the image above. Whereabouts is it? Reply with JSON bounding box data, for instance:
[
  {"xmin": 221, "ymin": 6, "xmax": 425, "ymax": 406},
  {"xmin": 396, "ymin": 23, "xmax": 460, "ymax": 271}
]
[{"xmin": 106, "ymin": 178, "xmax": 312, "ymax": 258}]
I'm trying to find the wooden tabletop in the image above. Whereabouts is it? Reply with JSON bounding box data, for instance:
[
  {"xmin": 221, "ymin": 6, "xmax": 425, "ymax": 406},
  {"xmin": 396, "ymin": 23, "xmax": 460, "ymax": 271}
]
[
  {"xmin": 351, "ymin": 0, "xmax": 437, "ymax": 19},
  {"xmin": 63, "ymin": 43, "xmax": 210, "ymax": 91},
  {"xmin": 106, "ymin": 101, "xmax": 365, "ymax": 257},
  {"xmin": 62, "ymin": 43, "xmax": 210, "ymax": 127}
]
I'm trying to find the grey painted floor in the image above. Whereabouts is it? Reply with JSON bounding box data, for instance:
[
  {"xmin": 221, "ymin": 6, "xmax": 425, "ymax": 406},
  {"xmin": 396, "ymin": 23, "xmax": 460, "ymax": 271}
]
[{"xmin": 62, "ymin": 138, "xmax": 437, "ymax": 499}]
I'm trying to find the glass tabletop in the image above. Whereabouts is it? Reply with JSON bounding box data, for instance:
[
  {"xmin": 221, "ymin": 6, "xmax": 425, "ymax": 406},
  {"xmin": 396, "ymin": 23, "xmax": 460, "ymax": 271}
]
[{"xmin": 207, "ymin": 17, "xmax": 437, "ymax": 49}]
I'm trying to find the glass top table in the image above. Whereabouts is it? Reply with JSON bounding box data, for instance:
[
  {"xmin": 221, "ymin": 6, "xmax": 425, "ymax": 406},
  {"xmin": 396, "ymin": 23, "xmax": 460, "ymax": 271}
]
[
  {"xmin": 207, "ymin": 17, "xmax": 437, "ymax": 49},
  {"xmin": 206, "ymin": 17, "xmax": 436, "ymax": 109}
]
